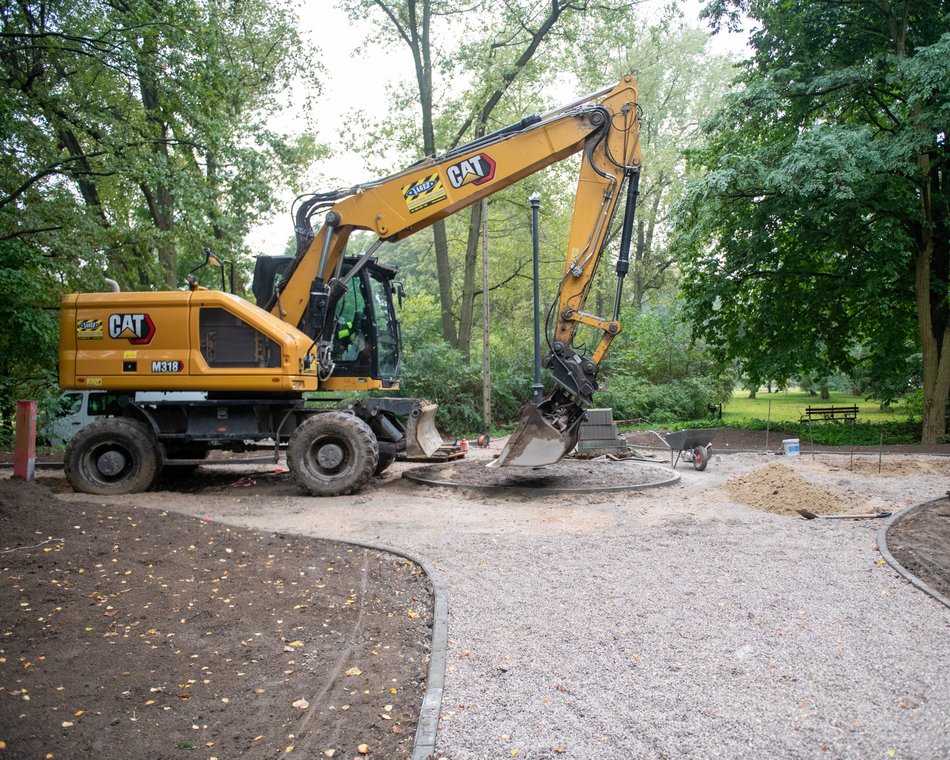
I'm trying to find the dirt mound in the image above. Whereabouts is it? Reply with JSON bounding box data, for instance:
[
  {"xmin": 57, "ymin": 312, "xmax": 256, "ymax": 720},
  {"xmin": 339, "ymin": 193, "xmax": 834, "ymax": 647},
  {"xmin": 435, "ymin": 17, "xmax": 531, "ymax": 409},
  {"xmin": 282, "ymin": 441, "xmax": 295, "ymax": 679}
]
[{"xmin": 724, "ymin": 462, "xmax": 845, "ymax": 517}]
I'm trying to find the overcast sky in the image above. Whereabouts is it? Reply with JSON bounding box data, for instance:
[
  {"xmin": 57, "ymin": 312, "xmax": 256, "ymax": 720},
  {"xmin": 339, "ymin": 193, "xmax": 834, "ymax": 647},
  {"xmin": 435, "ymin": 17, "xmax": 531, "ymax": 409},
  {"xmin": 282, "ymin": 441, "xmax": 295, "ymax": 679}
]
[{"xmin": 245, "ymin": 1, "xmax": 749, "ymax": 257}]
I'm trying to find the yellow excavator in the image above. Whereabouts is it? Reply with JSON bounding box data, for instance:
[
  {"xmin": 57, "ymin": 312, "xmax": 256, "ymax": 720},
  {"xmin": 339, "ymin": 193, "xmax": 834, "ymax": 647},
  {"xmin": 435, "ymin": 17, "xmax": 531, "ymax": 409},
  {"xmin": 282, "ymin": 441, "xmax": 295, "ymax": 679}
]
[{"xmin": 58, "ymin": 75, "xmax": 642, "ymax": 496}]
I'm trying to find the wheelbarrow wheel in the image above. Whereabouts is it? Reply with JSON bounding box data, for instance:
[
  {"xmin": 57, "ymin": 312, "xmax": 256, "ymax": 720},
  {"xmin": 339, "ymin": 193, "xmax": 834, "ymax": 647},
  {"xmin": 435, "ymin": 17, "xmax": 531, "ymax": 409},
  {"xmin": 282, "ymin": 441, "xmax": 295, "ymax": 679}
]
[{"xmin": 692, "ymin": 445, "xmax": 709, "ymax": 471}]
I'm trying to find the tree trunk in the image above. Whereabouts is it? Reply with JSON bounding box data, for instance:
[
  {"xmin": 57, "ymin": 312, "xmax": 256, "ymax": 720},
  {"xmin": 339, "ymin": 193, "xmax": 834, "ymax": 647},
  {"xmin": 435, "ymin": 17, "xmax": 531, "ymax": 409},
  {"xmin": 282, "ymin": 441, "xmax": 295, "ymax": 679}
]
[
  {"xmin": 916, "ymin": 244, "xmax": 950, "ymax": 444},
  {"xmin": 914, "ymin": 135, "xmax": 950, "ymax": 444},
  {"xmin": 457, "ymin": 200, "xmax": 483, "ymax": 361},
  {"xmin": 747, "ymin": 387, "xmax": 757, "ymax": 399},
  {"xmin": 450, "ymin": 0, "xmax": 576, "ymax": 349},
  {"xmin": 136, "ymin": 29, "xmax": 177, "ymax": 288},
  {"xmin": 820, "ymin": 385, "xmax": 829, "ymax": 400}
]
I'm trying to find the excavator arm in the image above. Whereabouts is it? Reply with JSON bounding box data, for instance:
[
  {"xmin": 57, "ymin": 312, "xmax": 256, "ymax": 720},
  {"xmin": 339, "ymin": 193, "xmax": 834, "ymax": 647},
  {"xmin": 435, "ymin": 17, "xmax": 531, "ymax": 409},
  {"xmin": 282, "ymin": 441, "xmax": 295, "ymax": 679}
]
[{"xmin": 269, "ymin": 75, "xmax": 642, "ymax": 467}]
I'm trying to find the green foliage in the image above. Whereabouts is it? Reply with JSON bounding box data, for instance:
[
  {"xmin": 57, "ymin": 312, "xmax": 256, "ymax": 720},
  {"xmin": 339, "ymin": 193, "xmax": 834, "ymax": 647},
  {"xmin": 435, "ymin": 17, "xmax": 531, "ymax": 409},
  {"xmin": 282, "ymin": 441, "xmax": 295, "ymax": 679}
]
[
  {"xmin": 678, "ymin": 1, "xmax": 950, "ymax": 438},
  {"xmin": 723, "ymin": 416, "xmax": 919, "ymax": 446},
  {"xmin": 1, "ymin": 0, "xmax": 320, "ymax": 292},
  {"xmin": 396, "ymin": 293, "xmax": 533, "ymax": 435},
  {"xmin": 594, "ymin": 296, "xmax": 734, "ymax": 423},
  {"xmin": 599, "ymin": 376, "xmax": 714, "ymax": 424},
  {"xmin": 0, "ymin": 241, "xmax": 63, "ymax": 446}
]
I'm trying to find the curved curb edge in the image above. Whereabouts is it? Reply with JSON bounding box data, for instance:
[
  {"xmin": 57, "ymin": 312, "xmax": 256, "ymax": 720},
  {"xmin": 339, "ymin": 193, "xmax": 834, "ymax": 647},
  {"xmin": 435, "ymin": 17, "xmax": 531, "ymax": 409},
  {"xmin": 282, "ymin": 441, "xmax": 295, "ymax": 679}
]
[
  {"xmin": 403, "ymin": 462, "xmax": 680, "ymax": 494},
  {"xmin": 314, "ymin": 534, "xmax": 447, "ymax": 760},
  {"xmin": 877, "ymin": 500, "xmax": 950, "ymax": 611}
]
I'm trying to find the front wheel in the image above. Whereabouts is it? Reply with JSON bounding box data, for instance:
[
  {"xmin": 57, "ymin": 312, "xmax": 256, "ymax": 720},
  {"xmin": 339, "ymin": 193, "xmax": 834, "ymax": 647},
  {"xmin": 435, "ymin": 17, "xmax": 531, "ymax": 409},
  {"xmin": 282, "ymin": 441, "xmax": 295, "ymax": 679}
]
[
  {"xmin": 64, "ymin": 417, "xmax": 160, "ymax": 495},
  {"xmin": 288, "ymin": 412, "xmax": 378, "ymax": 496}
]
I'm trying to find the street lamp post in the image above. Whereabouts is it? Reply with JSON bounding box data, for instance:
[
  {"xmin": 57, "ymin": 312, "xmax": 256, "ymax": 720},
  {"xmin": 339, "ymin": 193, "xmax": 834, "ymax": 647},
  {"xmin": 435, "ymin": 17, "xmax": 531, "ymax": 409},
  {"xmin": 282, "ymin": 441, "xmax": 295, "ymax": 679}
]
[{"xmin": 530, "ymin": 192, "xmax": 543, "ymax": 404}]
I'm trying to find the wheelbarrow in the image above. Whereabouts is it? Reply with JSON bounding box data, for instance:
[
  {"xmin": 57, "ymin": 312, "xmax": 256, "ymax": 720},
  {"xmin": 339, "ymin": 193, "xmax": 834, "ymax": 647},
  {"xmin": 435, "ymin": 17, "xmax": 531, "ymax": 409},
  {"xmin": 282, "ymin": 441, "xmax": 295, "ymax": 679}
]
[{"xmin": 664, "ymin": 428, "xmax": 720, "ymax": 471}]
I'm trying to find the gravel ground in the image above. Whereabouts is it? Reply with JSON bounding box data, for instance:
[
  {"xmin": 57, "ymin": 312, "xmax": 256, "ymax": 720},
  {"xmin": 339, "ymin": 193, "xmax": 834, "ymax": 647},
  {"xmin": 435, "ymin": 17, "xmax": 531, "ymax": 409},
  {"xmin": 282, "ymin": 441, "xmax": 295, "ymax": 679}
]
[{"xmin": 40, "ymin": 447, "xmax": 950, "ymax": 759}]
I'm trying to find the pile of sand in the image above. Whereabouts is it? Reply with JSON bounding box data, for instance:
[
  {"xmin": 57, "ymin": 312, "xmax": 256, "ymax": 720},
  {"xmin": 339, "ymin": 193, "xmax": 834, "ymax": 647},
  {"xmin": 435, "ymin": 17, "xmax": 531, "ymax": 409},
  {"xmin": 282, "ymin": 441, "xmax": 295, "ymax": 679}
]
[{"xmin": 724, "ymin": 462, "xmax": 845, "ymax": 517}]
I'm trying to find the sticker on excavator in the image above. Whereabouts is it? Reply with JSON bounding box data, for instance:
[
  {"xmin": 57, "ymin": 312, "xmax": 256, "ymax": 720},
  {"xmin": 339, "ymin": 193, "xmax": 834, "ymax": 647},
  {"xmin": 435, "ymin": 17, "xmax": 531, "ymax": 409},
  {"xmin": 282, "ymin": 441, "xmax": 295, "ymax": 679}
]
[
  {"xmin": 150, "ymin": 360, "xmax": 184, "ymax": 373},
  {"xmin": 76, "ymin": 318, "xmax": 103, "ymax": 340},
  {"xmin": 446, "ymin": 153, "xmax": 496, "ymax": 188},
  {"xmin": 402, "ymin": 174, "xmax": 447, "ymax": 214},
  {"xmin": 108, "ymin": 313, "xmax": 155, "ymax": 344}
]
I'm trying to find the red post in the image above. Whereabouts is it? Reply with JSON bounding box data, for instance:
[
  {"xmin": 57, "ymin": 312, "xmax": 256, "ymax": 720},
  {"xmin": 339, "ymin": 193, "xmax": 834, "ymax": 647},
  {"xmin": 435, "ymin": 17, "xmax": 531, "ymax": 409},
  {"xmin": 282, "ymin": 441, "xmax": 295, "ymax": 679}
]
[{"xmin": 13, "ymin": 400, "xmax": 37, "ymax": 481}]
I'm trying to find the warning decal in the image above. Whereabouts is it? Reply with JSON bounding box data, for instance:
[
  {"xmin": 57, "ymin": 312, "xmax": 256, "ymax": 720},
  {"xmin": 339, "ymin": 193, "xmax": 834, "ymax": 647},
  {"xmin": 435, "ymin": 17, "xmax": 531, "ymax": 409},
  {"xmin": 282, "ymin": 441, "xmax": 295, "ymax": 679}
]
[
  {"xmin": 76, "ymin": 318, "xmax": 103, "ymax": 340},
  {"xmin": 401, "ymin": 173, "xmax": 447, "ymax": 214}
]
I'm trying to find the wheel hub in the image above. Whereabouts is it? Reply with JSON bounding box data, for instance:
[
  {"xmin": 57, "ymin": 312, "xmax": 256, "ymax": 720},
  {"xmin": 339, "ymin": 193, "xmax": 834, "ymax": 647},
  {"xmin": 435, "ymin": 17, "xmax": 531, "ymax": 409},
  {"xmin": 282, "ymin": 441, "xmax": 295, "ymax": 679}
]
[
  {"xmin": 97, "ymin": 449, "xmax": 127, "ymax": 477},
  {"xmin": 316, "ymin": 443, "xmax": 345, "ymax": 469}
]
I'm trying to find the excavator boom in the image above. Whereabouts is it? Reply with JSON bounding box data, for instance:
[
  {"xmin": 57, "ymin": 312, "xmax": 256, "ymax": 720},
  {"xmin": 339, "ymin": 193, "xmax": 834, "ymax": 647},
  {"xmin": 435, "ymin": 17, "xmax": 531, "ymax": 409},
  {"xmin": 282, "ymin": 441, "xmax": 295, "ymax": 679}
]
[{"xmin": 274, "ymin": 76, "xmax": 641, "ymax": 467}]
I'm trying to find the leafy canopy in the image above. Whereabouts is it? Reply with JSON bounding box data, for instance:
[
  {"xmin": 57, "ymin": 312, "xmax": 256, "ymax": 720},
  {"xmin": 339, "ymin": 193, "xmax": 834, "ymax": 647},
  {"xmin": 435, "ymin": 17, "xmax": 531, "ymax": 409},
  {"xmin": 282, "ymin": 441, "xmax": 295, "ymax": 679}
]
[{"xmin": 677, "ymin": 0, "xmax": 949, "ymax": 401}]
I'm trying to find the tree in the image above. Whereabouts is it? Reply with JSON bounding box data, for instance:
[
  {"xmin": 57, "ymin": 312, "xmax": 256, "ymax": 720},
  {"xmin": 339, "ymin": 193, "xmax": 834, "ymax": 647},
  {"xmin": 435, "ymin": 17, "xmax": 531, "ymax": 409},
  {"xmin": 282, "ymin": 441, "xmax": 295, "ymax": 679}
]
[
  {"xmin": 342, "ymin": 0, "xmax": 631, "ymax": 355},
  {"xmin": 1, "ymin": 0, "xmax": 318, "ymax": 291},
  {"xmin": 569, "ymin": 12, "xmax": 736, "ymax": 310},
  {"xmin": 0, "ymin": 0, "xmax": 318, "ymax": 437},
  {"xmin": 678, "ymin": 0, "xmax": 949, "ymax": 442}
]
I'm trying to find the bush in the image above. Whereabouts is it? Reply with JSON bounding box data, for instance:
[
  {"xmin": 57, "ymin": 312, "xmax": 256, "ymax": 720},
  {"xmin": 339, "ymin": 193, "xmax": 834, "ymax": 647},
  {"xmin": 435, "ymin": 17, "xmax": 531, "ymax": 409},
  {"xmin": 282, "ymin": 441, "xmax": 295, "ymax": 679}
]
[
  {"xmin": 599, "ymin": 376, "xmax": 714, "ymax": 424},
  {"xmin": 710, "ymin": 417, "xmax": 920, "ymax": 445}
]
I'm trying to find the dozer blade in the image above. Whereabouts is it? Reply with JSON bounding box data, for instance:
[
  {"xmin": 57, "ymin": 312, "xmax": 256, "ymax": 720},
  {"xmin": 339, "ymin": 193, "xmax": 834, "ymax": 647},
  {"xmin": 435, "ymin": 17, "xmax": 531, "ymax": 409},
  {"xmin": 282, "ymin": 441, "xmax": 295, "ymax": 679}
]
[
  {"xmin": 490, "ymin": 402, "xmax": 582, "ymax": 468},
  {"xmin": 405, "ymin": 402, "xmax": 443, "ymax": 458}
]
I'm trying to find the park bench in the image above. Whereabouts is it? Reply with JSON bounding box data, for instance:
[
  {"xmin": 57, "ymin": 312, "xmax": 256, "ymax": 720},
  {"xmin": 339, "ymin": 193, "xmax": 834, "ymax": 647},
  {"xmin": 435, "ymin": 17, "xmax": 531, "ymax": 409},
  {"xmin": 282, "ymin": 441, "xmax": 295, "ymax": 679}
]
[{"xmin": 799, "ymin": 405, "xmax": 858, "ymax": 423}]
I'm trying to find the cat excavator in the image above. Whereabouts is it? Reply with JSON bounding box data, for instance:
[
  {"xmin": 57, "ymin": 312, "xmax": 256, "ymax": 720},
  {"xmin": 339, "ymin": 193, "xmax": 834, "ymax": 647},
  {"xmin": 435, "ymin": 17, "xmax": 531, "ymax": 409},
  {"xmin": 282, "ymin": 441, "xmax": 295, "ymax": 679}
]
[{"xmin": 58, "ymin": 75, "xmax": 642, "ymax": 496}]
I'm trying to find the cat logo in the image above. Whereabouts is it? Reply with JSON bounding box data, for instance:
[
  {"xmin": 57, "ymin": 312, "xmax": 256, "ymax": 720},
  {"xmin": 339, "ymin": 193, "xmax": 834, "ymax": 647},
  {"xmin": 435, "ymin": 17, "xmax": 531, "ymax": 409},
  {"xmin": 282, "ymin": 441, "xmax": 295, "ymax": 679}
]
[
  {"xmin": 76, "ymin": 318, "xmax": 103, "ymax": 340},
  {"xmin": 108, "ymin": 313, "xmax": 155, "ymax": 344},
  {"xmin": 401, "ymin": 173, "xmax": 447, "ymax": 213},
  {"xmin": 446, "ymin": 153, "xmax": 496, "ymax": 189}
]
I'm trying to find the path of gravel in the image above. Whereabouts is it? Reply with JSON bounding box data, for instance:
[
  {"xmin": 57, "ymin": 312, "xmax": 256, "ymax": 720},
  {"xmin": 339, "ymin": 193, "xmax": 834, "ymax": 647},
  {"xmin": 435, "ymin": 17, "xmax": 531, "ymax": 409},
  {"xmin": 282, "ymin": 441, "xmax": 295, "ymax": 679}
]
[{"xmin": 48, "ymin": 448, "xmax": 950, "ymax": 759}]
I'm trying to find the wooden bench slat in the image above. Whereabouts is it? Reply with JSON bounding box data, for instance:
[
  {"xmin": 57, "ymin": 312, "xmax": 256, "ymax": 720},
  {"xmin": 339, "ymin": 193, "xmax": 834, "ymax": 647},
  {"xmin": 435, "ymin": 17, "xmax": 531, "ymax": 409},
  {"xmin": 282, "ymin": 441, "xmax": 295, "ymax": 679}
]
[{"xmin": 800, "ymin": 405, "xmax": 859, "ymax": 423}]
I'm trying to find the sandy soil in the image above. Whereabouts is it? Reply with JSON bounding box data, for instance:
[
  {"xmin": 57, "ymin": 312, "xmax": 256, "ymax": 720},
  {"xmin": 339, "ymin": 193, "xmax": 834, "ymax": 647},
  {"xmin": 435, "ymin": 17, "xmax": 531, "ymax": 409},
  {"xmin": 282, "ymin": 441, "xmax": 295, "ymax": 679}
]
[{"xmin": 4, "ymin": 439, "xmax": 949, "ymax": 758}]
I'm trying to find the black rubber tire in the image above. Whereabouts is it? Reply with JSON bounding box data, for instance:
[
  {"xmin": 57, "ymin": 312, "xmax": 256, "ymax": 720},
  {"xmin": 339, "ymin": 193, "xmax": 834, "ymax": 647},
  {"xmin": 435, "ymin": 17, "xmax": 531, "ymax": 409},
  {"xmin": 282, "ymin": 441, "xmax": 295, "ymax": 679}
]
[
  {"xmin": 288, "ymin": 412, "xmax": 378, "ymax": 496},
  {"xmin": 692, "ymin": 445, "xmax": 709, "ymax": 471},
  {"xmin": 374, "ymin": 451, "xmax": 396, "ymax": 476},
  {"xmin": 64, "ymin": 417, "xmax": 160, "ymax": 495}
]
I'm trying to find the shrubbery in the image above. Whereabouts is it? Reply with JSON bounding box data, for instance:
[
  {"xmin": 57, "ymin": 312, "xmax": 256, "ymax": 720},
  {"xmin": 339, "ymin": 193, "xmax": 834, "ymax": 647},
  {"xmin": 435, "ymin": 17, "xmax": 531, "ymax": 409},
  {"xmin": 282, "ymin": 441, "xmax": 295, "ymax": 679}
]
[{"xmin": 598, "ymin": 376, "xmax": 714, "ymax": 423}]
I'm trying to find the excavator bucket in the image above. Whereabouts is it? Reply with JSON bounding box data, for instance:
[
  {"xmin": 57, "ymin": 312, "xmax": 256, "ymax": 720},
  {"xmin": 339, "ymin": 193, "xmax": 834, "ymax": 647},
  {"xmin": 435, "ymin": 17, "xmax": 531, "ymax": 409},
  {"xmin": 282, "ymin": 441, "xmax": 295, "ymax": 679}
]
[
  {"xmin": 404, "ymin": 402, "xmax": 443, "ymax": 458},
  {"xmin": 490, "ymin": 402, "xmax": 582, "ymax": 468}
]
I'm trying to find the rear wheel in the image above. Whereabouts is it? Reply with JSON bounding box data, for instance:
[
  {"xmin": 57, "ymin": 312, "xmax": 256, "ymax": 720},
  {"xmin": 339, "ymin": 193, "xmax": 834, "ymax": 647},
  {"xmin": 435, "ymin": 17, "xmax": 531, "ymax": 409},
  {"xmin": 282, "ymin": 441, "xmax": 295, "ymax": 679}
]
[
  {"xmin": 64, "ymin": 417, "xmax": 160, "ymax": 495},
  {"xmin": 692, "ymin": 445, "xmax": 709, "ymax": 471},
  {"xmin": 288, "ymin": 412, "xmax": 378, "ymax": 496}
]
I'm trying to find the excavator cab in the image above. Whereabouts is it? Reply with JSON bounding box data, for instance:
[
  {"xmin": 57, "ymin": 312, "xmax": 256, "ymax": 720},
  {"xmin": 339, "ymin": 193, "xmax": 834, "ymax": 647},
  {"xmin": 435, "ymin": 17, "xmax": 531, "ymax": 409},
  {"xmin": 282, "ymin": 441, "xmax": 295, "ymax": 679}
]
[
  {"xmin": 253, "ymin": 255, "xmax": 401, "ymax": 388},
  {"xmin": 329, "ymin": 259, "xmax": 401, "ymax": 387}
]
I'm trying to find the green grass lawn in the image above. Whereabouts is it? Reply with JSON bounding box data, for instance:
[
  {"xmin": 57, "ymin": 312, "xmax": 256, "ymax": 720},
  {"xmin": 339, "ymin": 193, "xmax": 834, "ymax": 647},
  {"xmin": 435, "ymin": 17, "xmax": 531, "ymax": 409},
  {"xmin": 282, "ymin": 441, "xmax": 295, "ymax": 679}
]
[{"xmin": 723, "ymin": 390, "xmax": 905, "ymax": 425}]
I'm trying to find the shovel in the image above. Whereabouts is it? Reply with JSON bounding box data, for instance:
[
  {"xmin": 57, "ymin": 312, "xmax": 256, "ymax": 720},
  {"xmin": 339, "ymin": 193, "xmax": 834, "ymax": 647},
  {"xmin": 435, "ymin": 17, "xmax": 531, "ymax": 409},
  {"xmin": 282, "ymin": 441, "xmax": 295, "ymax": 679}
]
[{"xmin": 797, "ymin": 509, "xmax": 892, "ymax": 520}]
